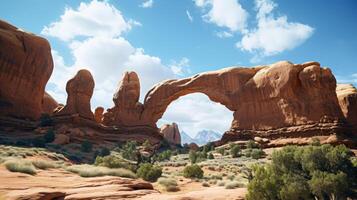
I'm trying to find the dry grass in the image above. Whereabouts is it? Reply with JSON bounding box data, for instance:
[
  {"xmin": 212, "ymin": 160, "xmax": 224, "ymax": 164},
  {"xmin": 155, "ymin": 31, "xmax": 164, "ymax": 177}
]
[
  {"xmin": 66, "ymin": 164, "xmax": 136, "ymax": 178},
  {"xmin": 158, "ymin": 177, "xmax": 179, "ymax": 192},
  {"xmin": 225, "ymin": 181, "xmax": 245, "ymax": 189},
  {"xmin": 31, "ymin": 160, "xmax": 59, "ymax": 169},
  {"xmin": 4, "ymin": 159, "xmax": 37, "ymax": 175}
]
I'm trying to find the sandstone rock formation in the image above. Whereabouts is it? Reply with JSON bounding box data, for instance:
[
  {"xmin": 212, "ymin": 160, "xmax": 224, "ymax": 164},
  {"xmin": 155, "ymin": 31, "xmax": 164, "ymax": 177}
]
[
  {"xmin": 336, "ymin": 84, "xmax": 357, "ymax": 128},
  {"xmin": 54, "ymin": 69, "xmax": 95, "ymax": 121},
  {"xmin": 0, "ymin": 20, "xmax": 53, "ymax": 120},
  {"xmin": 103, "ymin": 71, "xmax": 145, "ymax": 126},
  {"xmin": 94, "ymin": 106, "xmax": 104, "ymax": 123},
  {"xmin": 41, "ymin": 92, "xmax": 58, "ymax": 115},
  {"xmin": 159, "ymin": 123, "xmax": 181, "ymax": 145}
]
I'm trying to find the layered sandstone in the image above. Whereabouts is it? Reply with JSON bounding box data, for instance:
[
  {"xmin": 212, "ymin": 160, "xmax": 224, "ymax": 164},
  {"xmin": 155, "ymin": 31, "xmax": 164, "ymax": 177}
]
[
  {"xmin": 54, "ymin": 69, "xmax": 95, "ymax": 121},
  {"xmin": 159, "ymin": 123, "xmax": 181, "ymax": 145},
  {"xmin": 336, "ymin": 84, "xmax": 357, "ymax": 128},
  {"xmin": 103, "ymin": 71, "xmax": 145, "ymax": 126},
  {"xmin": 0, "ymin": 20, "xmax": 53, "ymax": 120},
  {"xmin": 94, "ymin": 106, "xmax": 104, "ymax": 123},
  {"xmin": 41, "ymin": 92, "xmax": 58, "ymax": 115}
]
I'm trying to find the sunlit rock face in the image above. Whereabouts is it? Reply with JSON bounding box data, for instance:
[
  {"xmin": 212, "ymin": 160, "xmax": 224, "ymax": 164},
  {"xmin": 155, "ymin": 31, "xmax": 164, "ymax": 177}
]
[
  {"xmin": 160, "ymin": 123, "xmax": 181, "ymax": 145},
  {"xmin": 336, "ymin": 84, "xmax": 357, "ymax": 130},
  {"xmin": 53, "ymin": 69, "xmax": 95, "ymax": 121},
  {"xmin": 0, "ymin": 20, "xmax": 53, "ymax": 120}
]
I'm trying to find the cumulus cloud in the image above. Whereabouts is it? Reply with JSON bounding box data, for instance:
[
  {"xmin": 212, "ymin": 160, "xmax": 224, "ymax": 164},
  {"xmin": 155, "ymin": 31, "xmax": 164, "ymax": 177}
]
[
  {"xmin": 170, "ymin": 57, "xmax": 191, "ymax": 76},
  {"xmin": 194, "ymin": 0, "xmax": 248, "ymax": 33},
  {"xmin": 216, "ymin": 31, "xmax": 233, "ymax": 38},
  {"xmin": 157, "ymin": 93, "xmax": 233, "ymax": 137},
  {"xmin": 41, "ymin": 0, "xmax": 140, "ymax": 41},
  {"xmin": 140, "ymin": 0, "xmax": 154, "ymax": 8},
  {"xmin": 237, "ymin": 0, "xmax": 314, "ymax": 57},
  {"xmin": 186, "ymin": 10, "xmax": 193, "ymax": 22}
]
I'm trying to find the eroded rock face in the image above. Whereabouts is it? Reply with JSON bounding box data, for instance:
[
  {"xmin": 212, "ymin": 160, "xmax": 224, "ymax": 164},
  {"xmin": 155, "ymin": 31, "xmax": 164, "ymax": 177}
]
[
  {"xmin": 0, "ymin": 20, "xmax": 53, "ymax": 120},
  {"xmin": 94, "ymin": 107, "xmax": 104, "ymax": 123},
  {"xmin": 336, "ymin": 84, "xmax": 357, "ymax": 128},
  {"xmin": 54, "ymin": 69, "xmax": 95, "ymax": 120},
  {"xmin": 160, "ymin": 123, "xmax": 181, "ymax": 145},
  {"xmin": 41, "ymin": 92, "xmax": 58, "ymax": 115},
  {"xmin": 103, "ymin": 71, "xmax": 144, "ymax": 126}
]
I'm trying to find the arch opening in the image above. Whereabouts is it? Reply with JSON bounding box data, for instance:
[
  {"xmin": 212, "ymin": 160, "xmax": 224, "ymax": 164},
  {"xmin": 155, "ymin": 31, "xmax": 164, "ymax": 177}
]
[{"xmin": 157, "ymin": 93, "xmax": 233, "ymax": 146}]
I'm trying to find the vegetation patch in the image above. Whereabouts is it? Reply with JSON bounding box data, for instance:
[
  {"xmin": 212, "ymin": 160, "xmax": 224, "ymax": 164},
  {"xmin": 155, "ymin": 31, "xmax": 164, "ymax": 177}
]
[
  {"xmin": 158, "ymin": 177, "xmax": 179, "ymax": 192},
  {"xmin": 4, "ymin": 159, "xmax": 37, "ymax": 175},
  {"xmin": 66, "ymin": 164, "xmax": 136, "ymax": 178},
  {"xmin": 136, "ymin": 163, "xmax": 162, "ymax": 182},
  {"xmin": 183, "ymin": 164, "xmax": 204, "ymax": 179}
]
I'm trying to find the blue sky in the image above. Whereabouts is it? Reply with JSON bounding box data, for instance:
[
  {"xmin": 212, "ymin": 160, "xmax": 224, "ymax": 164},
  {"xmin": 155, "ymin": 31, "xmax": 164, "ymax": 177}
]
[{"xmin": 1, "ymin": 0, "xmax": 356, "ymax": 137}]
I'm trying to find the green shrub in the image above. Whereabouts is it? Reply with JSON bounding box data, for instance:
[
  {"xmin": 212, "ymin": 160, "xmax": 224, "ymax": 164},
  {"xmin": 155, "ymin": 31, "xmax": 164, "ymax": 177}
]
[
  {"xmin": 246, "ymin": 144, "xmax": 357, "ymax": 200},
  {"xmin": 208, "ymin": 153, "xmax": 214, "ymax": 159},
  {"xmin": 251, "ymin": 148, "xmax": 265, "ymax": 159},
  {"xmin": 154, "ymin": 150, "xmax": 172, "ymax": 162},
  {"xmin": 225, "ymin": 181, "xmax": 243, "ymax": 189},
  {"xmin": 44, "ymin": 129, "xmax": 55, "ymax": 143},
  {"xmin": 32, "ymin": 138, "xmax": 45, "ymax": 148},
  {"xmin": 81, "ymin": 140, "xmax": 92, "ymax": 152},
  {"xmin": 202, "ymin": 182, "xmax": 210, "ymax": 187},
  {"xmin": 66, "ymin": 164, "xmax": 136, "ymax": 178},
  {"xmin": 122, "ymin": 141, "xmax": 138, "ymax": 161},
  {"xmin": 39, "ymin": 114, "xmax": 53, "ymax": 127},
  {"xmin": 158, "ymin": 177, "xmax": 179, "ymax": 192},
  {"xmin": 99, "ymin": 147, "xmax": 110, "ymax": 157},
  {"xmin": 94, "ymin": 155, "xmax": 134, "ymax": 171},
  {"xmin": 246, "ymin": 140, "xmax": 259, "ymax": 149},
  {"xmin": 5, "ymin": 159, "xmax": 36, "ymax": 175},
  {"xmin": 217, "ymin": 148, "xmax": 225, "ymax": 155},
  {"xmin": 136, "ymin": 163, "xmax": 162, "ymax": 182},
  {"xmin": 189, "ymin": 150, "xmax": 198, "ymax": 164},
  {"xmin": 183, "ymin": 164, "xmax": 203, "ymax": 179},
  {"xmin": 230, "ymin": 144, "xmax": 241, "ymax": 158}
]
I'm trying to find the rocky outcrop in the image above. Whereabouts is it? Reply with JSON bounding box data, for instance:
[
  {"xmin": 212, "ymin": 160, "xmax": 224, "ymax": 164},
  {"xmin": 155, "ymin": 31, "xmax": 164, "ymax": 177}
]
[
  {"xmin": 336, "ymin": 84, "xmax": 357, "ymax": 128},
  {"xmin": 41, "ymin": 92, "xmax": 58, "ymax": 115},
  {"xmin": 94, "ymin": 107, "xmax": 104, "ymax": 123},
  {"xmin": 103, "ymin": 71, "xmax": 145, "ymax": 126},
  {"xmin": 54, "ymin": 69, "xmax": 95, "ymax": 121},
  {"xmin": 0, "ymin": 20, "xmax": 53, "ymax": 120},
  {"xmin": 159, "ymin": 123, "xmax": 181, "ymax": 145}
]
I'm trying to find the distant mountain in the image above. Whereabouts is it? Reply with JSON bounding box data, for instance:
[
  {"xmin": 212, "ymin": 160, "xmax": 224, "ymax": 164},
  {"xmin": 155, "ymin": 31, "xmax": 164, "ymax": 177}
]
[
  {"xmin": 180, "ymin": 130, "xmax": 222, "ymax": 146},
  {"xmin": 193, "ymin": 130, "xmax": 222, "ymax": 146},
  {"xmin": 181, "ymin": 131, "xmax": 195, "ymax": 145}
]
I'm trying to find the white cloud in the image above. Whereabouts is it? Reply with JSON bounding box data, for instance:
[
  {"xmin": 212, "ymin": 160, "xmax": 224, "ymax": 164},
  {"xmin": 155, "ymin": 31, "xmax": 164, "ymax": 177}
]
[
  {"xmin": 194, "ymin": 0, "xmax": 248, "ymax": 33},
  {"xmin": 41, "ymin": 0, "xmax": 140, "ymax": 41},
  {"xmin": 140, "ymin": 0, "xmax": 154, "ymax": 8},
  {"xmin": 157, "ymin": 93, "xmax": 233, "ymax": 137},
  {"xmin": 216, "ymin": 31, "xmax": 233, "ymax": 38},
  {"xmin": 186, "ymin": 10, "xmax": 193, "ymax": 22},
  {"xmin": 170, "ymin": 57, "xmax": 191, "ymax": 76},
  {"xmin": 238, "ymin": 0, "xmax": 314, "ymax": 57}
]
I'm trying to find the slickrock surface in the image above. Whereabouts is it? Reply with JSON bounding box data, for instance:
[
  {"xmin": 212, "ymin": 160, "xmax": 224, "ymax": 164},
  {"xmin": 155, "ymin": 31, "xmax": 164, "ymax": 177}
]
[
  {"xmin": 0, "ymin": 20, "xmax": 53, "ymax": 120},
  {"xmin": 54, "ymin": 69, "xmax": 95, "ymax": 121},
  {"xmin": 160, "ymin": 123, "xmax": 181, "ymax": 145},
  {"xmin": 0, "ymin": 166, "xmax": 157, "ymax": 200}
]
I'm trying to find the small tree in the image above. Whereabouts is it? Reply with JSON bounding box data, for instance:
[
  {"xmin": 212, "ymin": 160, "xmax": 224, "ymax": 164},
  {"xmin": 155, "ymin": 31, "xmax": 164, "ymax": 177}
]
[
  {"xmin": 136, "ymin": 163, "xmax": 162, "ymax": 182},
  {"xmin": 44, "ymin": 129, "xmax": 55, "ymax": 143},
  {"xmin": 208, "ymin": 152, "xmax": 214, "ymax": 159},
  {"xmin": 183, "ymin": 164, "xmax": 204, "ymax": 179},
  {"xmin": 81, "ymin": 140, "xmax": 92, "ymax": 152},
  {"xmin": 122, "ymin": 141, "xmax": 138, "ymax": 161},
  {"xmin": 230, "ymin": 144, "xmax": 241, "ymax": 158},
  {"xmin": 189, "ymin": 150, "xmax": 198, "ymax": 164}
]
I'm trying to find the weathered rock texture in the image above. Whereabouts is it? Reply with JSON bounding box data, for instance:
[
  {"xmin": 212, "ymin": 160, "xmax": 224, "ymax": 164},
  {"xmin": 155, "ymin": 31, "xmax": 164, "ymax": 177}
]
[
  {"xmin": 41, "ymin": 92, "xmax": 58, "ymax": 115},
  {"xmin": 0, "ymin": 20, "xmax": 53, "ymax": 120},
  {"xmin": 160, "ymin": 123, "xmax": 181, "ymax": 145},
  {"xmin": 103, "ymin": 71, "xmax": 145, "ymax": 126},
  {"xmin": 54, "ymin": 69, "xmax": 95, "ymax": 121},
  {"xmin": 94, "ymin": 106, "xmax": 104, "ymax": 123},
  {"xmin": 336, "ymin": 84, "xmax": 357, "ymax": 128}
]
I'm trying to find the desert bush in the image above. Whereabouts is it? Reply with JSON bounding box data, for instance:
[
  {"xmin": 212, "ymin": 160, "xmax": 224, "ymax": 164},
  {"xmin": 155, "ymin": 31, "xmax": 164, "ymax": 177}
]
[
  {"xmin": 189, "ymin": 150, "xmax": 198, "ymax": 164},
  {"xmin": 154, "ymin": 150, "xmax": 172, "ymax": 162},
  {"xmin": 158, "ymin": 177, "xmax": 179, "ymax": 192},
  {"xmin": 81, "ymin": 140, "xmax": 92, "ymax": 152},
  {"xmin": 136, "ymin": 163, "xmax": 162, "ymax": 182},
  {"xmin": 246, "ymin": 140, "xmax": 259, "ymax": 149},
  {"xmin": 225, "ymin": 181, "xmax": 243, "ymax": 189},
  {"xmin": 217, "ymin": 148, "xmax": 225, "ymax": 155},
  {"xmin": 32, "ymin": 137, "xmax": 45, "ymax": 148},
  {"xmin": 202, "ymin": 182, "xmax": 210, "ymax": 187},
  {"xmin": 183, "ymin": 164, "xmax": 204, "ymax": 179},
  {"xmin": 122, "ymin": 141, "xmax": 138, "ymax": 161},
  {"xmin": 31, "ymin": 160, "xmax": 58, "ymax": 169},
  {"xmin": 44, "ymin": 129, "xmax": 55, "ymax": 143},
  {"xmin": 250, "ymin": 148, "xmax": 265, "ymax": 159},
  {"xmin": 66, "ymin": 164, "xmax": 136, "ymax": 178},
  {"xmin": 94, "ymin": 155, "xmax": 134, "ymax": 171},
  {"xmin": 5, "ymin": 159, "xmax": 36, "ymax": 175},
  {"xmin": 99, "ymin": 147, "xmax": 110, "ymax": 157},
  {"xmin": 230, "ymin": 144, "xmax": 241, "ymax": 158},
  {"xmin": 246, "ymin": 144, "xmax": 357, "ymax": 200},
  {"xmin": 208, "ymin": 153, "xmax": 214, "ymax": 159},
  {"xmin": 217, "ymin": 180, "xmax": 226, "ymax": 186}
]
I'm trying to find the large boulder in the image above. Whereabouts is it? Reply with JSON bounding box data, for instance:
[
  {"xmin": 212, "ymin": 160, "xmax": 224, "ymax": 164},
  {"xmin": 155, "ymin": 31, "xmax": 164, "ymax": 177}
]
[
  {"xmin": 336, "ymin": 84, "xmax": 357, "ymax": 128},
  {"xmin": 159, "ymin": 123, "xmax": 181, "ymax": 145},
  {"xmin": 41, "ymin": 92, "xmax": 59, "ymax": 115},
  {"xmin": 0, "ymin": 20, "xmax": 53, "ymax": 120},
  {"xmin": 103, "ymin": 71, "xmax": 144, "ymax": 126},
  {"xmin": 54, "ymin": 69, "xmax": 95, "ymax": 120},
  {"xmin": 94, "ymin": 106, "xmax": 104, "ymax": 123}
]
